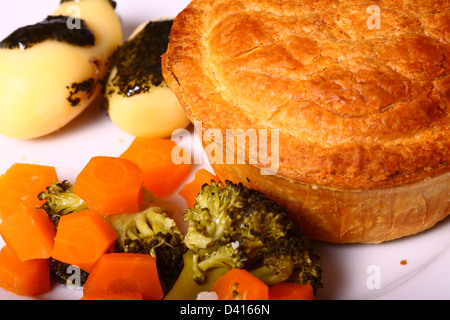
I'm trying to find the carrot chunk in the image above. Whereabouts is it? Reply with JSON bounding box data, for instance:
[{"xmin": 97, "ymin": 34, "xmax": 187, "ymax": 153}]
[
  {"xmin": 0, "ymin": 163, "xmax": 57, "ymax": 221},
  {"xmin": 211, "ymin": 268, "xmax": 269, "ymax": 300},
  {"xmin": 0, "ymin": 245, "xmax": 50, "ymax": 297},
  {"xmin": 82, "ymin": 253, "xmax": 164, "ymax": 300},
  {"xmin": 178, "ymin": 169, "xmax": 221, "ymax": 208},
  {"xmin": 73, "ymin": 156, "xmax": 144, "ymax": 215},
  {"xmin": 120, "ymin": 137, "xmax": 191, "ymax": 198},
  {"xmin": 269, "ymin": 283, "xmax": 316, "ymax": 300},
  {"xmin": 0, "ymin": 206, "xmax": 56, "ymax": 262},
  {"xmin": 51, "ymin": 209, "xmax": 117, "ymax": 272}
]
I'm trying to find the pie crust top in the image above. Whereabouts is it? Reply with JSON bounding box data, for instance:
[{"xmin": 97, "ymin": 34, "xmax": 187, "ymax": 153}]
[{"xmin": 162, "ymin": 0, "xmax": 450, "ymax": 189}]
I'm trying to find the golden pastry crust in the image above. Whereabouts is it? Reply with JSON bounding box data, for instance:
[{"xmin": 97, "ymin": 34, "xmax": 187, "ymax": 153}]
[
  {"xmin": 209, "ymin": 156, "xmax": 450, "ymax": 243},
  {"xmin": 162, "ymin": 0, "xmax": 450, "ymax": 242},
  {"xmin": 163, "ymin": 0, "xmax": 449, "ymax": 190}
]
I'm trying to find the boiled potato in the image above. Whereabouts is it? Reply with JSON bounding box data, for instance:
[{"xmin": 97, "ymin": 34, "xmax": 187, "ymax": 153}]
[
  {"xmin": 105, "ymin": 19, "xmax": 190, "ymax": 138},
  {"xmin": 0, "ymin": 0, "xmax": 122, "ymax": 139}
]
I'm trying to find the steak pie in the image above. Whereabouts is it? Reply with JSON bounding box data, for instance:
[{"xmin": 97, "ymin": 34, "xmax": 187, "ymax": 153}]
[{"xmin": 162, "ymin": 0, "xmax": 450, "ymax": 243}]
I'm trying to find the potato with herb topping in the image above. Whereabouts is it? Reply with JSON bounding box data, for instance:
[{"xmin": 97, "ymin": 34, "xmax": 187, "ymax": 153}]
[
  {"xmin": 0, "ymin": 0, "xmax": 122, "ymax": 139},
  {"xmin": 104, "ymin": 19, "xmax": 190, "ymax": 138}
]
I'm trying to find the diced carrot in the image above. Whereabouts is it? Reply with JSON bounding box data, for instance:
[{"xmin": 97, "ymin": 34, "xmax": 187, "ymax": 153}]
[
  {"xmin": 0, "ymin": 198, "xmax": 23, "ymax": 224},
  {"xmin": 0, "ymin": 245, "xmax": 51, "ymax": 297},
  {"xmin": 178, "ymin": 169, "xmax": 221, "ymax": 208},
  {"xmin": 120, "ymin": 137, "xmax": 191, "ymax": 198},
  {"xmin": 73, "ymin": 156, "xmax": 144, "ymax": 215},
  {"xmin": 211, "ymin": 268, "xmax": 269, "ymax": 300},
  {"xmin": 83, "ymin": 253, "xmax": 164, "ymax": 300},
  {"xmin": 269, "ymin": 283, "xmax": 316, "ymax": 300},
  {"xmin": 0, "ymin": 163, "xmax": 58, "ymax": 221},
  {"xmin": 0, "ymin": 206, "xmax": 56, "ymax": 262},
  {"xmin": 51, "ymin": 209, "xmax": 117, "ymax": 272},
  {"xmin": 81, "ymin": 291, "xmax": 143, "ymax": 300}
]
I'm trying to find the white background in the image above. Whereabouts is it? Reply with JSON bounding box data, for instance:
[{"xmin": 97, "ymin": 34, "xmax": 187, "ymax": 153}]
[{"xmin": 0, "ymin": 0, "xmax": 449, "ymax": 300}]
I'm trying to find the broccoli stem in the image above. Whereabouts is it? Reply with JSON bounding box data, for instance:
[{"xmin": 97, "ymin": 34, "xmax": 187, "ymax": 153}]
[
  {"xmin": 163, "ymin": 250, "xmax": 230, "ymax": 300},
  {"xmin": 249, "ymin": 262, "xmax": 294, "ymax": 286}
]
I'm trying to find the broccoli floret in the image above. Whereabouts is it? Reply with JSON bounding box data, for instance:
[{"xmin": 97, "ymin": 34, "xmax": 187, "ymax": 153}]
[
  {"xmin": 164, "ymin": 180, "xmax": 322, "ymax": 300},
  {"xmin": 38, "ymin": 180, "xmax": 88, "ymax": 227},
  {"xmin": 105, "ymin": 207, "xmax": 187, "ymax": 293},
  {"xmin": 38, "ymin": 180, "xmax": 90, "ymax": 285}
]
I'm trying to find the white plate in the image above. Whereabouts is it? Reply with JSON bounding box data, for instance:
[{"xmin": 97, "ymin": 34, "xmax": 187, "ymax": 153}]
[{"xmin": 0, "ymin": 0, "xmax": 449, "ymax": 300}]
